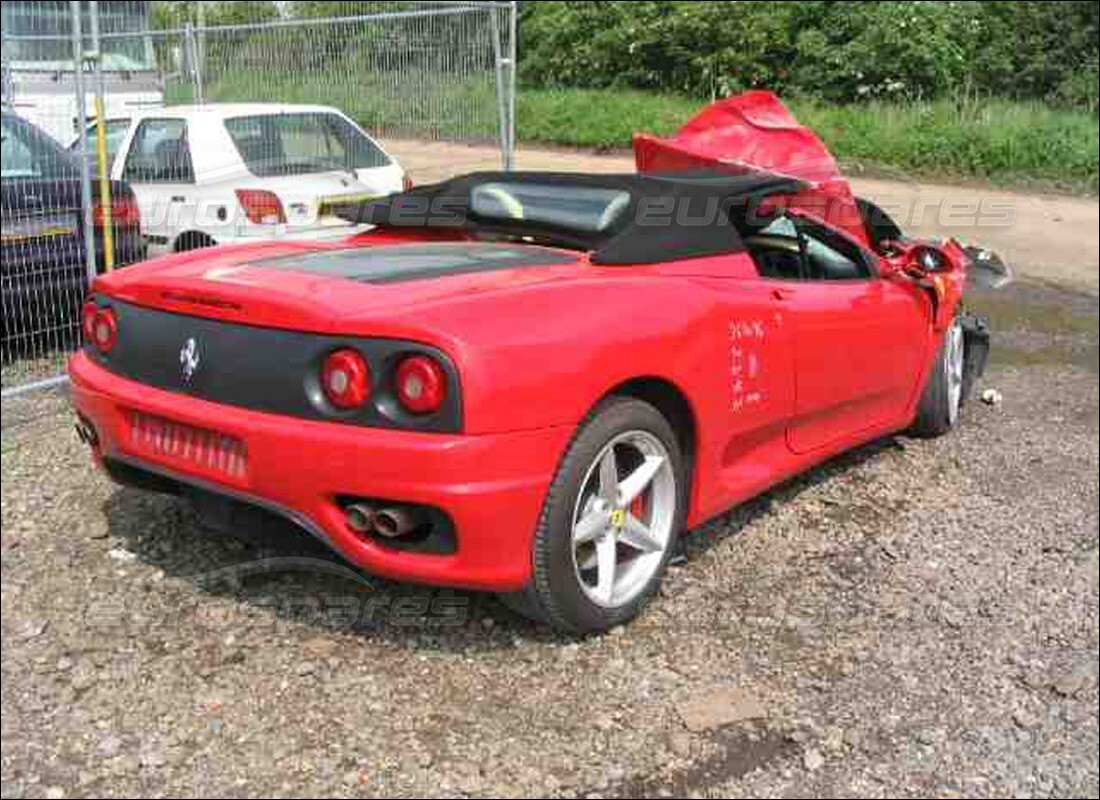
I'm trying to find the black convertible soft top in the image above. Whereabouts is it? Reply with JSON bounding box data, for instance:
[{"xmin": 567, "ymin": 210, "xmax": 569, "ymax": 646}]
[{"xmin": 337, "ymin": 170, "xmax": 806, "ymax": 265}]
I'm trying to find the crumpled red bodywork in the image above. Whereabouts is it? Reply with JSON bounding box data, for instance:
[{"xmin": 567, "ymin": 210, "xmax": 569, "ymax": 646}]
[{"xmin": 634, "ymin": 90, "xmax": 871, "ymax": 246}]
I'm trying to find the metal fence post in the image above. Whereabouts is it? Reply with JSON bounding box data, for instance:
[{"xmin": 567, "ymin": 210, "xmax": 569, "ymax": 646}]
[
  {"xmin": 196, "ymin": 2, "xmax": 206, "ymax": 98},
  {"xmin": 489, "ymin": 5, "xmax": 510, "ymax": 170},
  {"xmin": 70, "ymin": 0, "xmax": 97, "ymax": 289},
  {"xmin": 88, "ymin": 1, "xmax": 114, "ymax": 271},
  {"xmin": 185, "ymin": 21, "xmax": 204, "ymax": 104},
  {"xmin": 1, "ymin": 27, "xmax": 12, "ymax": 109},
  {"xmin": 507, "ymin": 1, "xmax": 517, "ymax": 169}
]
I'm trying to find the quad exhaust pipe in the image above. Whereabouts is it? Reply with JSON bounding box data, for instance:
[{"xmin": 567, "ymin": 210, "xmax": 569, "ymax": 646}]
[
  {"xmin": 344, "ymin": 503, "xmax": 376, "ymax": 534},
  {"xmin": 74, "ymin": 417, "xmax": 99, "ymax": 448},
  {"xmin": 373, "ymin": 506, "xmax": 428, "ymax": 538},
  {"xmin": 344, "ymin": 502, "xmax": 428, "ymax": 539}
]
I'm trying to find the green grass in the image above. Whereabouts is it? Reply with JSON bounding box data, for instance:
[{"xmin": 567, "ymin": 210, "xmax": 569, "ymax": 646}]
[
  {"xmin": 517, "ymin": 88, "xmax": 1100, "ymax": 194},
  {"xmin": 171, "ymin": 73, "xmax": 1099, "ymax": 193},
  {"xmin": 516, "ymin": 89, "xmax": 702, "ymax": 149}
]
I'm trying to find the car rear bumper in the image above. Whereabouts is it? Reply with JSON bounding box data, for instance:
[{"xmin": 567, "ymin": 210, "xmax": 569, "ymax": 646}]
[{"xmin": 68, "ymin": 349, "xmax": 570, "ymax": 591}]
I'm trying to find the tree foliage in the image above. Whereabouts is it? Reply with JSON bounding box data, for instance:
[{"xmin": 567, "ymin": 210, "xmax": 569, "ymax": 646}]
[
  {"xmin": 151, "ymin": 1, "xmax": 280, "ymax": 29},
  {"xmin": 519, "ymin": 1, "xmax": 1099, "ymax": 110}
]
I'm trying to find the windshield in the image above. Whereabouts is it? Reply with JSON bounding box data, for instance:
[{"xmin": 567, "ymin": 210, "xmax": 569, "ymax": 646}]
[
  {"xmin": 1, "ymin": 113, "xmax": 77, "ymax": 180},
  {"xmin": 224, "ymin": 113, "xmax": 391, "ymax": 178},
  {"xmin": 470, "ymin": 182, "xmax": 631, "ymax": 233}
]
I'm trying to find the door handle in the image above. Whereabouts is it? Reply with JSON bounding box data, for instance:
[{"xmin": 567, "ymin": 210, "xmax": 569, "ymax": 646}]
[
  {"xmin": 170, "ymin": 195, "xmax": 186, "ymax": 203},
  {"xmin": 771, "ymin": 287, "xmax": 795, "ymax": 301}
]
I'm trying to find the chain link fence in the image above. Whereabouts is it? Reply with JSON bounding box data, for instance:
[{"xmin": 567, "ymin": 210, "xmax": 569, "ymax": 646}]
[{"xmin": 2, "ymin": 0, "xmax": 516, "ymax": 401}]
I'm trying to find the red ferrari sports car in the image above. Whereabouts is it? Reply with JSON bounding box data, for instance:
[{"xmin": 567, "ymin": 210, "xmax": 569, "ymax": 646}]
[{"xmin": 69, "ymin": 92, "xmax": 997, "ymax": 632}]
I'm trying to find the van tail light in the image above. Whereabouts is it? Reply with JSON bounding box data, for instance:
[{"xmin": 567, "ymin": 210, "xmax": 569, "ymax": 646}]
[
  {"xmin": 84, "ymin": 303, "xmax": 117, "ymax": 353},
  {"xmin": 401, "ymin": 173, "xmax": 413, "ymax": 193},
  {"xmin": 321, "ymin": 348, "xmax": 370, "ymax": 410},
  {"xmin": 395, "ymin": 355, "xmax": 446, "ymax": 414},
  {"xmin": 93, "ymin": 193, "xmax": 141, "ymax": 229},
  {"xmin": 235, "ymin": 189, "xmax": 286, "ymax": 225}
]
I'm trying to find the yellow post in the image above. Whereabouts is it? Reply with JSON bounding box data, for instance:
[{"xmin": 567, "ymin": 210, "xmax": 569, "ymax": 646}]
[{"xmin": 93, "ymin": 95, "xmax": 114, "ymax": 271}]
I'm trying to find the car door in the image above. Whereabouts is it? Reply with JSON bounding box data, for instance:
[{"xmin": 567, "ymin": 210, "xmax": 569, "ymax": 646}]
[
  {"xmin": 753, "ymin": 214, "xmax": 928, "ymax": 454},
  {"xmin": 118, "ymin": 118, "xmax": 197, "ymax": 251},
  {"xmin": 657, "ymin": 247, "xmax": 797, "ymax": 518}
]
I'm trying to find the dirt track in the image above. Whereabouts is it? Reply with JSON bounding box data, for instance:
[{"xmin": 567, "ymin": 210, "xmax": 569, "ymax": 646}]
[{"xmin": 387, "ymin": 139, "xmax": 1100, "ymax": 294}]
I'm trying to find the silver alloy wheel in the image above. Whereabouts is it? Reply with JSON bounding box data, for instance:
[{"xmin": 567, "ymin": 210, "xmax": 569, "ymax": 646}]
[
  {"xmin": 570, "ymin": 430, "xmax": 676, "ymax": 608},
  {"xmin": 945, "ymin": 318, "xmax": 965, "ymax": 425}
]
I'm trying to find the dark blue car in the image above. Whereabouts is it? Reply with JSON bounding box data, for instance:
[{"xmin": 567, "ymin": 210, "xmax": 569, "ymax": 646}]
[{"xmin": 2, "ymin": 110, "xmax": 145, "ymax": 350}]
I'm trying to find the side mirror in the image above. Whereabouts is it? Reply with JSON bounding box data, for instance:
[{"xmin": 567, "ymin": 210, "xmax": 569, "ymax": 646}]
[
  {"xmin": 910, "ymin": 245, "xmax": 947, "ymax": 273},
  {"xmin": 881, "ymin": 243, "xmax": 953, "ymax": 280}
]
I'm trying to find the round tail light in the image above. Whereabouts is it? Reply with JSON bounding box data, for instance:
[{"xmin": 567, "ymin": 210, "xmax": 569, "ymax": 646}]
[
  {"xmin": 395, "ymin": 355, "xmax": 446, "ymax": 414},
  {"xmin": 91, "ymin": 307, "xmax": 117, "ymax": 353},
  {"xmin": 321, "ymin": 348, "xmax": 370, "ymax": 410},
  {"xmin": 81, "ymin": 300, "xmax": 99, "ymax": 343}
]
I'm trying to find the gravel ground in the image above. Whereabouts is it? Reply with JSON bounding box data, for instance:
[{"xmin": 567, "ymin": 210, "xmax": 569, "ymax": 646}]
[{"xmin": 2, "ymin": 278, "xmax": 1097, "ymax": 798}]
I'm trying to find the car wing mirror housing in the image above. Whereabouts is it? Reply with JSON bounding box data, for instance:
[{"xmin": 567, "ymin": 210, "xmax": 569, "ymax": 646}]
[{"xmin": 879, "ymin": 241, "xmax": 960, "ymax": 279}]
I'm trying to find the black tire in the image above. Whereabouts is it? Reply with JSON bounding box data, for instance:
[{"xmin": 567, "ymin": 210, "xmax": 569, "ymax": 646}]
[
  {"xmin": 499, "ymin": 396, "xmax": 687, "ymax": 634},
  {"xmin": 909, "ymin": 315, "xmax": 964, "ymax": 438}
]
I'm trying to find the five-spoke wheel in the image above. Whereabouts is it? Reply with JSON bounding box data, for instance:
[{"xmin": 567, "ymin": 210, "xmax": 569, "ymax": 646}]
[
  {"xmin": 502, "ymin": 396, "xmax": 686, "ymax": 633},
  {"xmin": 945, "ymin": 317, "xmax": 964, "ymax": 426},
  {"xmin": 911, "ymin": 314, "xmax": 968, "ymax": 438},
  {"xmin": 570, "ymin": 430, "xmax": 676, "ymax": 608}
]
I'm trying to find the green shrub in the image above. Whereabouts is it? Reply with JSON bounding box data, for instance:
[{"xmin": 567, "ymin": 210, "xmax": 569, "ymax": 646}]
[{"xmin": 519, "ymin": 1, "xmax": 1100, "ymax": 110}]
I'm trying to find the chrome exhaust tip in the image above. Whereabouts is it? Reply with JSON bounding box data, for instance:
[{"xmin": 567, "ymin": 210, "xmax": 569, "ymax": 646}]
[
  {"xmin": 373, "ymin": 506, "xmax": 427, "ymax": 538},
  {"xmin": 344, "ymin": 503, "xmax": 376, "ymax": 534},
  {"xmin": 74, "ymin": 418, "xmax": 98, "ymax": 447}
]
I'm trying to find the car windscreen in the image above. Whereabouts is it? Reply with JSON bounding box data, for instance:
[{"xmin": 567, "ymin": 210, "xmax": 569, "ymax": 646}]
[
  {"xmin": 1, "ymin": 114, "xmax": 78, "ymax": 180},
  {"xmin": 470, "ymin": 182, "xmax": 631, "ymax": 233},
  {"xmin": 223, "ymin": 113, "xmax": 391, "ymax": 178}
]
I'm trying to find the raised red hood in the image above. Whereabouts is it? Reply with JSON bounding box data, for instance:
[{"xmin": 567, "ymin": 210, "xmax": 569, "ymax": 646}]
[{"xmin": 634, "ymin": 91, "xmax": 870, "ymax": 245}]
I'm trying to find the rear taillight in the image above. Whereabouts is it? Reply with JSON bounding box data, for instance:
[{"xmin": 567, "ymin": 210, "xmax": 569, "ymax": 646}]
[
  {"xmin": 321, "ymin": 348, "xmax": 370, "ymax": 410},
  {"xmin": 235, "ymin": 189, "xmax": 286, "ymax": 225},
  {"xmin": 81, "ymin": 299, "xmax": 99, "ymax": 342},
  {"xmin": 401, "ymin": 173, "xmax": 413, "ymax": 193},
  {"xmin": 395, "ymin": 355, "xmax": 446, "ymax": 414},
  {"xmin": 87, "ymin": 305, "xmax": 117, "ymax": 353},
  {"xmin": 93, "ymin": 194, "xmax": 141, "ymax": 228}
]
